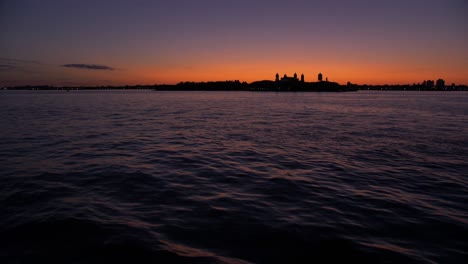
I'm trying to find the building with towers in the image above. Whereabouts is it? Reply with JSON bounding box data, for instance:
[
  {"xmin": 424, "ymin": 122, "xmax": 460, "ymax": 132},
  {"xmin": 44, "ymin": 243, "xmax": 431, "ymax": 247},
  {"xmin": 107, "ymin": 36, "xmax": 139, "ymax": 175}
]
[{"xmin": 275, "ymin": 73, "xmax": 305, "ymax": 83}]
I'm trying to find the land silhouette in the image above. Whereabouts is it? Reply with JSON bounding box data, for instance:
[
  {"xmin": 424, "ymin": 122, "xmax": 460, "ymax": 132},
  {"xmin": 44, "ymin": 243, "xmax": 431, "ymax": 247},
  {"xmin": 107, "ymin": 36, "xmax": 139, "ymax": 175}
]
[{"xmin": 3, "ymin": 73, "xmax": 466, "ymax": 91}]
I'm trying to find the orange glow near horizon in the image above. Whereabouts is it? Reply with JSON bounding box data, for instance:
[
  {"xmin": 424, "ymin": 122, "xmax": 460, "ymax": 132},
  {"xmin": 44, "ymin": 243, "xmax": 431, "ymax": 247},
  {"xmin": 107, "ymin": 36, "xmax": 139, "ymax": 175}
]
[
  {"xmin": 2, "ymin": 58, "xmax": 466, "ymax": 87},
  {"xmin": 130, "ymin": 61, "xmax": 468, "ymax": 86},
  {"xmin": 1, "ymin": 1, "xmax": 467, "ymax": 87}
]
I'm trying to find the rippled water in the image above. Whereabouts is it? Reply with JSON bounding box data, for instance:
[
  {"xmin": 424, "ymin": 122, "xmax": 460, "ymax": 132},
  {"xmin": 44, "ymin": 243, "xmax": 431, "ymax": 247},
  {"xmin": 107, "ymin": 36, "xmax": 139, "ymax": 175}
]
[{"xmin": 0, "ymin": 90, "xmax": 467, "ymax": 263}]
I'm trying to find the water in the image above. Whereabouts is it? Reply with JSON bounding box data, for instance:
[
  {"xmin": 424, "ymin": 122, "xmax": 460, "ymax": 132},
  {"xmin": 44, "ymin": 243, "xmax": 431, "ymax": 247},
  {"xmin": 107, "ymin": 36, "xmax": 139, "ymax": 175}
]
[{"xmin": 0, "ymin": 90, "xmax": 467, "ymax": 263}]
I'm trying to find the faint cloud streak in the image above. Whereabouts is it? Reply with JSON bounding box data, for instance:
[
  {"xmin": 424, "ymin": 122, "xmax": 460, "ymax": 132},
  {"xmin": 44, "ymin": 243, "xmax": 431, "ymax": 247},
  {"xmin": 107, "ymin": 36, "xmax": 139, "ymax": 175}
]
[
  {"xmin": 62, "ymin": 64, "xmax": 115, "ymax": 70},
  {"xmin": 0, "ymin": 57, "xmax": 41, "ymax": 64},
  {"xmin": 0, "ymin": 57, "xmax": 43, "ymax": 73},
  {"xmin": 0, "ymin": 64, "xmax": 17, "ymax": 72}
]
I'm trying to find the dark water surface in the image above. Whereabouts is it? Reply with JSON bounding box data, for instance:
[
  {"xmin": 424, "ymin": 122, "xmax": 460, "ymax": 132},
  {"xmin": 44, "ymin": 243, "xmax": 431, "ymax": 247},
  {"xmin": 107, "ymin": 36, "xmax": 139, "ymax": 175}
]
[{"xmin": 0, "ymin": 90, "xmax": 467, "ymax": 263}]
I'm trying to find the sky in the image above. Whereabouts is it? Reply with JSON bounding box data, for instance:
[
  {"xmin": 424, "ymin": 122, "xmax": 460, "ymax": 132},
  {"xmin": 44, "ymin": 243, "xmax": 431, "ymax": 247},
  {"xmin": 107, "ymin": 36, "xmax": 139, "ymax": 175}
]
[{"xmin": 0, "ymin": 0, "xmax": 467, "ymax": 86}]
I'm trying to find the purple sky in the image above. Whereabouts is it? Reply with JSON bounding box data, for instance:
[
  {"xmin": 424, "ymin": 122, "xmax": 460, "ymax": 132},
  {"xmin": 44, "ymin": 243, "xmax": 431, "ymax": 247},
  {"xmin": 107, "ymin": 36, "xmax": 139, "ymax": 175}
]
[{"xmin": 1, "ymin": 0, "xmax": 467, "ymax": 86}]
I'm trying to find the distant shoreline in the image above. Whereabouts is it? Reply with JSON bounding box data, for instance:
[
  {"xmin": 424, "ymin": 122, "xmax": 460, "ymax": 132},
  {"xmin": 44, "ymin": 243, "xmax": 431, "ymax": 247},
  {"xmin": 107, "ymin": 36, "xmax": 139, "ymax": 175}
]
[{"xmin": 2, "ymin": 81, "xmax": 467, "ymax": 91}]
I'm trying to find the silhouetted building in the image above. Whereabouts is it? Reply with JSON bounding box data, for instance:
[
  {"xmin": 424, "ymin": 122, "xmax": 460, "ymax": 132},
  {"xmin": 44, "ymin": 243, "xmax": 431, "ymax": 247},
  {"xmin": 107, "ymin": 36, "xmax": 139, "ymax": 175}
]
[
  {"xmin": 275, "ymin": 73, "xmax": 279, "ymax": 82},
  {"xmin": 280, "ymin": 73, "xmax": 299, "ymax": 82},
  {"xmin": 301, "ymin": 74, "xmax": 304, "ymax": 82},
  {"xmin": 318, "ymin": 73, "xmax": 323, "ymax": 82},
  {"xmin": 436, "ymin": 79, "xmax": 445, "ymax": 89},
  {"xmin": 424, "ymin": 80, "xmax": 435, "ymax": 89}
]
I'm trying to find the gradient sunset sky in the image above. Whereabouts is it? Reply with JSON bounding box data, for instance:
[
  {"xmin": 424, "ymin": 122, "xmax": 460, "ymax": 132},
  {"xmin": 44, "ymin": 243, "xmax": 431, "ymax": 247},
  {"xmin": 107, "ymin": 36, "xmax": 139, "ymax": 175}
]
[{"xmin": 1, "ymin": 0, "xmax": 467, "ymax": 86}]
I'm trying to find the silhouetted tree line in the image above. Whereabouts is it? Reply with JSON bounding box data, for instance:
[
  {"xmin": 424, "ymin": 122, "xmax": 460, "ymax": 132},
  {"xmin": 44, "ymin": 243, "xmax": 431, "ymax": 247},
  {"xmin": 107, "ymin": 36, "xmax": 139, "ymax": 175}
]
[
  {"xmin": 347, "ymin": 79, "xmax": 467, "ymax": 91},
  {"xmin": 249, "ymin": 80, "xmax": 352, "ymax": 92},
  {"xmin": 1, "ymin": 85, "xmax": 153, "ymax": 90},
  {"xmin": 156, "ymin": 80, "xmax": 249, "ymax": 91},
  {"xmin": 3, "ymin": 79, "xmax": 467, "ymax": 91}
]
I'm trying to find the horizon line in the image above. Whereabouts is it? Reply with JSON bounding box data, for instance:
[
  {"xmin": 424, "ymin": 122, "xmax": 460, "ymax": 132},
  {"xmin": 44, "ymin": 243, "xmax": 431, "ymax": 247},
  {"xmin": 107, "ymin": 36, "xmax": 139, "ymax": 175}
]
[{"xmin": 2, "ymin": 80, "xmax": 468, "ymax": 88}]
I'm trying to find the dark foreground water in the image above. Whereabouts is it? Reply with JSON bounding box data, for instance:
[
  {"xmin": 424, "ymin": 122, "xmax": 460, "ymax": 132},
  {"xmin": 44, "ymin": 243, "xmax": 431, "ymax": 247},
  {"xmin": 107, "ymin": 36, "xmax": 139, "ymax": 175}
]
[{"xmin": 0, "ymin": 90, "xmax": 467, "ymax": 263}]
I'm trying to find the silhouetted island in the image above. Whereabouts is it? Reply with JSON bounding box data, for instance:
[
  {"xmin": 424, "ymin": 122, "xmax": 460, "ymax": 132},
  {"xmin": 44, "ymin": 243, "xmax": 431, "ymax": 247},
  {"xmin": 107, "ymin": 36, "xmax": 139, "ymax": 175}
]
[
  {"xmin": 154, "ymin": 72, "xmax": 356, "ymax": 92},
  {"xmin": 3, "ymin": 73, "xmax": 466, "ymax": 91}
]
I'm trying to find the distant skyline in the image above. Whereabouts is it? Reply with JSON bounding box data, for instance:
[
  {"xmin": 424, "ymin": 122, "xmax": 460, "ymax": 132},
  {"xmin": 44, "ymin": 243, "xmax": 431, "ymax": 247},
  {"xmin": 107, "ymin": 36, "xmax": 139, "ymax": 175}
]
[{"xmin": 1, "ymin": 0, "xmax": 467, "ymax": 86}]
